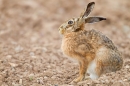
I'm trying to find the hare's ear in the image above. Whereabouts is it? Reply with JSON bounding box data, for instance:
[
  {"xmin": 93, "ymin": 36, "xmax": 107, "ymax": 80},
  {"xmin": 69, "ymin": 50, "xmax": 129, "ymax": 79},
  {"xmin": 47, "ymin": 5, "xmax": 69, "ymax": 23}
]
[
  {"xmin": 85, "ymin": 17, "xmax": 106, "ymax": 23},
  {"xmin": 82, "ymin": 2, "xmax": 95, "ymax": 18}
]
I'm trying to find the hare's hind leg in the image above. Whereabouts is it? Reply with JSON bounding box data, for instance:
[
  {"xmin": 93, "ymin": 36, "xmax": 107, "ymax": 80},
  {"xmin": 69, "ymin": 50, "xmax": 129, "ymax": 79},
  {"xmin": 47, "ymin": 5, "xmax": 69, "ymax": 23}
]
[{"xmin": 94, "ymin": 60, "xmax": 103, "ymax": 79}]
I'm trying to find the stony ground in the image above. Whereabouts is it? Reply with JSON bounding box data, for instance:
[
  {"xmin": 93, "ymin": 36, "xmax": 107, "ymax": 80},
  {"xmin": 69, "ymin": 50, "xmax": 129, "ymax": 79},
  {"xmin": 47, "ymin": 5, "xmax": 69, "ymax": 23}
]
[{"xmin": 0, "ymin": 0, "xmax": 130, "ymax": 86}]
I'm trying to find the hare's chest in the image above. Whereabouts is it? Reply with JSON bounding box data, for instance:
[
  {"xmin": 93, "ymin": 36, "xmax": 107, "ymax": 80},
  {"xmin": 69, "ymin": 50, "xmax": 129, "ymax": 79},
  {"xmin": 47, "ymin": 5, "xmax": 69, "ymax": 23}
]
[{"xmin": 61, "ymin": 39, "xmax": 77, "ymax": 57}]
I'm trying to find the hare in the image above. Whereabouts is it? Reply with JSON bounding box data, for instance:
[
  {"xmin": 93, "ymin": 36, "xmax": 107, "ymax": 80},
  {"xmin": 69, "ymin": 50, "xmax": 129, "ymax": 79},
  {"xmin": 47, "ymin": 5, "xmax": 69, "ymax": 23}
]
[{"xmin": 59, "ymin": 2, "xmax": 123, "ymax": 83}]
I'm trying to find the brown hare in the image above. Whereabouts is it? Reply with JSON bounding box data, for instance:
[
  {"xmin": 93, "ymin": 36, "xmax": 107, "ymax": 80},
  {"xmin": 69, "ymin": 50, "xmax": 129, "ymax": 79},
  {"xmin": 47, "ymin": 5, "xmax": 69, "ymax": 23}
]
[{"xmin": 59, "ymin": 2, "xmax": 123, "ymax": 83}]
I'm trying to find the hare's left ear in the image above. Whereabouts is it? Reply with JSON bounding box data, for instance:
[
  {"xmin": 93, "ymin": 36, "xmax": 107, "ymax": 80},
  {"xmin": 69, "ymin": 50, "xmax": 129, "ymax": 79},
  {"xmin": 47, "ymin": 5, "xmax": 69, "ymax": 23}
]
[
  {"xmin": 85, "ymin": 17, "xmax": 106, "ymax": 23},
  {"xmin": 82, "ymin": 2, "xmax": 95, "ymax": 18}
]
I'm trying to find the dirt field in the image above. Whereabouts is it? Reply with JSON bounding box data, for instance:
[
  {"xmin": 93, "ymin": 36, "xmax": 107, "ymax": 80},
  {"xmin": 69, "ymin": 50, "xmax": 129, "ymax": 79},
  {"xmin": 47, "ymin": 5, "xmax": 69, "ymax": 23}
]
[{"xmin": 0, "ymin": 0, "xmax": 130, "ymax": 86}]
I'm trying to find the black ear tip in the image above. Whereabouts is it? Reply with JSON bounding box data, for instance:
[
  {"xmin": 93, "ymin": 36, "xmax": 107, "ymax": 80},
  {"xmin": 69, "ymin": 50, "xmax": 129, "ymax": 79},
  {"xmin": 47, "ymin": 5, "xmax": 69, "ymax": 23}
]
[
  {"xmin": 91, "ymin": 2, "xmax": 95, "ymax": 4},
  {"xmin": 100, "ymin": 18, "xmax": 107, "ymax": 21},
  {"xmin": 103, "ymin": 18, "xmax": 107, "ymax": 20},
  {"xmin": 88, "ymin": 2, "xmax": 95, "ymax": 5}
]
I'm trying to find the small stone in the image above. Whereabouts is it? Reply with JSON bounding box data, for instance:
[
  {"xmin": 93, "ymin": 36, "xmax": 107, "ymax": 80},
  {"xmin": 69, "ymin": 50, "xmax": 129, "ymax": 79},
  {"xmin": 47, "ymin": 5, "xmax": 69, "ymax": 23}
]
[
  {"xmin": 105, "ymin": 79, "xmax": 109, "ymax": 84},
  {"xmin": 28, "ymin": 74, "xmax": 35, "ymax": 81},
  {"xmin": 31, "ymin": 56, "xmax": 37, "ymax": 58},
  {"xmin": 125, "ymin": 65, "xmax": 129, "ymax": 69},
  {"xmin": 37, "ymin": 77, "xmax": 44, "ymax": 85},
  {"xmin": 101, "ymin": 80, "xmax": 105, "ymax": 84},
  {"xmin": 39, "ymin": 77, "xmax": 43, "ymax": 80},
  {"xmin": 19, "ymin": 79, "xmax": 22, "ymax": 84},
  {"xmin": 43, "ymin": 47, "xmax": 47, "ymax": 52},
  {"xmin": 46, "ymin": 65, "xmax": 51, "ymax": 68},
  {"xmin": 29, "ymin": 74, "xmax": 34, "ymax": 77},
  {"xmin": 9, "ymin": 62, "xmax": 18, "ymax": 67},
  {"xmin": 87, "ymin": 82, "xmax": 91, "ymax": 85},
  {"xmin": 127, "ymin": 78, "xmax": 130, "ymax": 81},
  {"xmin": 44, "ymin": 76, "xmax": 48, "ymax": 79},
  {"xmin": 6, "ymin": 55, "xmax": 12, "ymax": 59},
  {"xmin": 12, "ymin": 82, "xmax": 16, "ymax": 85},
  {"xmin": 30, "ymin": 52, "xmax": 35, "ymax": 56},
  {"xmin": 12, "ymin": 82, "xmax": 20, "ymax": 86},
  {"xmin": 123, "ymin": 79, "xmax": 127, "ymax": 82},
  {"xmin": 15, "ymin": 45, "xmax": 23, "ymax": 53},
  {"xmin": 51, "ymin": 76, "xmax": 56, "ymax": 79}
]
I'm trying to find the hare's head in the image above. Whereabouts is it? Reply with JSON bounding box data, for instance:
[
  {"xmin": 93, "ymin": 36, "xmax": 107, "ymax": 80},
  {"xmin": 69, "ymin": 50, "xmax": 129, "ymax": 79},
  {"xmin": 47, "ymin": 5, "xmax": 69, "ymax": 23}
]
[{"xmin": 59, "ymin": 2, "xmax": 106, "ymax": 35}]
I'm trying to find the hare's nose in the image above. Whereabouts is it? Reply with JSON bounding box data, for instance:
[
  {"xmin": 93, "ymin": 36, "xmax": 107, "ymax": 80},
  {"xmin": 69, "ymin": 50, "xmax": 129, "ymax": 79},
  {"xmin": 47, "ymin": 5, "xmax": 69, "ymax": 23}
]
[{"xmin": 59, "ymin": 28, "xmax": 61, "ymax": 31}]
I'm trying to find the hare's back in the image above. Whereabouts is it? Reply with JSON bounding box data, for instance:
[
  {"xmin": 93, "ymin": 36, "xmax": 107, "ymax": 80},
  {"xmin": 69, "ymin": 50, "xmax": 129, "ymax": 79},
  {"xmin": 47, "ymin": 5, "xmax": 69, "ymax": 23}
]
[{"xmin": 84, "ymin": 29, "xmax": 117, "ymax": 50}]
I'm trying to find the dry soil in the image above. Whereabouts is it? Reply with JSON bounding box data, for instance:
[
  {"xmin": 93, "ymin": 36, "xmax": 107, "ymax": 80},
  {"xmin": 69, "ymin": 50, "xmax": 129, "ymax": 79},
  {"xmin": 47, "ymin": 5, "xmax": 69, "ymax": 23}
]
[{"xmin": 0, "ymin": 0, "xmax": 130, "ymax": 86}]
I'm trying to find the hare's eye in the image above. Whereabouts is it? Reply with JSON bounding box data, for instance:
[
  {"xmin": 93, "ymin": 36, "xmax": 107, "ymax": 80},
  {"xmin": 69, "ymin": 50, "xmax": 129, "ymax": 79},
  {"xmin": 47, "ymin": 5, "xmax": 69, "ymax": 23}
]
[{"xmin": 68, "ymin": 20, "xmax": 73, "ymax": 24}]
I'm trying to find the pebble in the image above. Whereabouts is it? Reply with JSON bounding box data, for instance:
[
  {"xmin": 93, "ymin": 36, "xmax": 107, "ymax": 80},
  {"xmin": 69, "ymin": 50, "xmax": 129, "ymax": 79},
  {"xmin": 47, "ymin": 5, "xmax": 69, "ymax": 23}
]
[
  {"xmin": 12, "ymin": 83, "xmax": 21, "ymax": 86},
  {"xmin": 37, "ymin": 77, "xmax": 44, "ymax": 84},
  {"xmin": 46, "ymin": 65, "xmax": 51, "ymax": 68},
  {"xmin": 30, "ymin": 52, "xmax": 35, "ymax": 56},
  {"xmin": 123, "ymin": 79, "xmax": 127, "ymax": 82},
  {"xmin": 105, "ymin": 79, "xmax": 109, "ymax": 84},
  {"xmin": 125, "ymin": 65, "xmax": 129, "ymax": 69},
  {"xmin": 128, "ymin": 78, "xmax": 130, "ymax": 81},
  {"xmin": 101, "ymin": 80, "xmax": 105, "ymax": 84},
  {"xmin": 15, "ymin": 45, "xmax": 23, "ymax": 53},
  {"xmin": 19, "ymin": 79, "xmax": 22, "ymax": 84},
  {"xmin": 44, "ymin": 76, "xmax": 48, "ymax": 79},
  {"xmin": 43, "ymin": 47, "xmax": 47, "ymax": 52},
  {"xmin": 6, "ymin": 55, "xmax": 12, "ymax": 59},
  {"xmin": 87, "ymin": 82, "xmax": 91, "ymax": 85},
  {"xmin": 31, "ymin": 56, "xmax": 37, "ymax": 58},
  {"xmin": 28, "ymin": 73, "xmax": 35, "ymax": 79},
  {"xmin": 9, "ymin": 62, "xmax": 18, "ymax": 67},
  {"xmin": 51, "ymin": 76, "xmax": 56, "ymax": 79}
]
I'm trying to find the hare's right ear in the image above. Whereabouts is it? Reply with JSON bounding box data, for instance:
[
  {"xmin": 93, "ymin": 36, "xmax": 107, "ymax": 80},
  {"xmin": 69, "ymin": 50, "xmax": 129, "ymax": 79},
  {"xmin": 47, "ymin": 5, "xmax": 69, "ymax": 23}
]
[
  {"xmin": 85, "ymin": 17, "xmax": 106, "ymax": 23},
  {"xmin": 82, "ymin": 2, "xmax": 95, "ymax": 18}
]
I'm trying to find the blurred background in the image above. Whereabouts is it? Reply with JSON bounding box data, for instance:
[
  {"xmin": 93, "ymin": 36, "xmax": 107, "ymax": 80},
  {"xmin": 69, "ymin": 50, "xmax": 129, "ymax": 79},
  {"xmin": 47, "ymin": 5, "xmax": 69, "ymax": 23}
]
[{"xmin": 0, "ymin": 0, "xmax": 130, "ymax": 86}]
